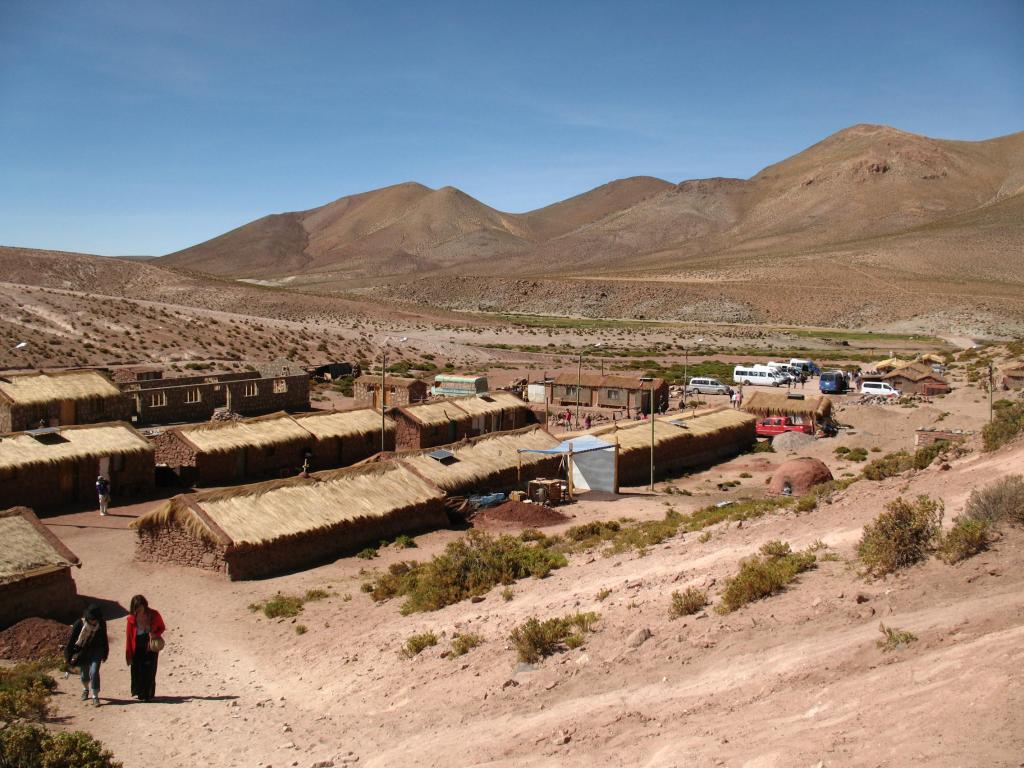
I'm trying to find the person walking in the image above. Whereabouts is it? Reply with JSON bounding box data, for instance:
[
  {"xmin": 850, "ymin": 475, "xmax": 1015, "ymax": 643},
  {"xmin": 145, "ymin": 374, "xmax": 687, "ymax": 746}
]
[
  {"xmin": 64, "ymin": 604, "xmax": 109, "ymax": 707},
  {"xmin": 126, "ymin": 595, "xmax": 165, "ymax": 701},
  {"xmin": 96, "ymin": 475, "xmax": 110, "ymax": 516}
]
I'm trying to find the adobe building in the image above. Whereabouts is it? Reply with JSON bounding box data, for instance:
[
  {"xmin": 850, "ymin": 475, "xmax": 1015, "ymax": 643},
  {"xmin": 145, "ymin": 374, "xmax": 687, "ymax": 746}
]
[
  {"xmin": 0, "ymin": 506, "xmax": 81, "ymax": 628},
  {"xmin": 392, "ymin": 392, "xmax": 536, "ymax": 450},
  {"xmin": 354, "ymin": 375, "xmax": 429, "ymax": 408},
  {"xmin": 0, "ymin": 422, "xmax": 154, "ymax": 513},
  {"xmin": 882, "ymin": 364, "xmax": 951, "ymax": 395},
  {"xmin": 1001, "ymin": 364, "xmax": 1024, "ymax": 391},
  {"xmin": 0, "ymin": 370, "xmax": 132, "ymax": 433},
  {"xmin": 546, "ymin": 373, "xmax": 669, "ymax": 415}
]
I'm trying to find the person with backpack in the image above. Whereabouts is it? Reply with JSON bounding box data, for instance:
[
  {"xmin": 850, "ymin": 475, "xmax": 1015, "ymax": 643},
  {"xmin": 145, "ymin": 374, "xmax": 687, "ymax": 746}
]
[
  {"xmin": 64, "ymin": 604, "xmax": 109, "ymax": 707},
  {"xmin": 96, "ymin": 475, "xmax": 110, "ymax": 516}
]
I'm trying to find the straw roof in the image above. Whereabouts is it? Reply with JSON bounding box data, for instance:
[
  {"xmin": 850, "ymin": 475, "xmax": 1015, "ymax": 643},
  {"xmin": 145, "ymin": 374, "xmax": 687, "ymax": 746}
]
[
  {"xmin": 607, "ymin": 408, "xmax": 756, "ymax": 453},
  {"xmin": 884, "ymin": 367, "xmax": 948, "ymax": 383},
  {"xmin": 871, "ymin": 358, "xmax": 909, "ymax": 372},
  {"xmin": 172, "ymin": 412, "xmax": 312, "ymax": 454},
  {"xmin": 0, "ymin": 507, "xmax": 80, "ymax": 583},
  {"xmin": 0, "ymin": 370, "xmax": 121, "ymax": 406},
  {"xmin": 134, "ymin": 462, "xmax": 443, "ymax": 546},
  {"xmin": 355, "ymin": 375, "xmax": 421, "ymax": 388},
  {"xmin": 552, "ymin": 372, "xmax": 665, "ymax": 390},
  {"xmin": 398, "ymin": 427, "xmax": 559, "ymax": 493},
  {"xmin": 293, "ymin": 409, "xmax": 394, "ymax": 440},
  {"xmin": 398, "ymin": 392, "xmax": 529, "ymax": 428},
  {"xmin": 0, "ymin": 422, "xmax": 152, "ymax": 472},
  {"xmin": 741, "ymin": 391, "xmax": 833, "ymax": 418}
]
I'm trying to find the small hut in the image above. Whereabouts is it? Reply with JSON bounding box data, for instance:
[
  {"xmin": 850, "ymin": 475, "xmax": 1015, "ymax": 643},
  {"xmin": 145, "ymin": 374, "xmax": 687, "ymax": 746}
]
[
  {"xmin": 741, "ymin": 391, "xmax": 834, "ymax": 431},
  {"xmin": 882, "ymin": 366, "xmax": 951, "ymax": 395},
  {"xmin": 0, "ymin": 422, "xmax": 154, "ymax": 512},
  {"xmin": 1001, "ymin": 364, "xmax": 1024, "ymax": 391},
  {"xmin": 397, "ymin": 426, "xmax": 562, "ymax": 497},
  {"xmin": 353, "ymin": 376, "xmax": 429, "ymax": 408},
  {"xmin": 293, "ymin": 409, "xmax": 395, "ymax": 469},
  {"xmin": 768, "ymin": 458, "xmax": 833, "ymax": 497},
  {"xmin": 393, "ymin": 392, "xmax": 536, "ymax": 450},
  {"xmin": 0, "ymin": 370, "xmax": 132, "ymax": 433},
  {"xmin": 133, "ymin": 463, "xmax": 448, "ymax": 580},
  {"xmin": 0, "ymin": 507, "xmax": 81, "ymax": 627}
]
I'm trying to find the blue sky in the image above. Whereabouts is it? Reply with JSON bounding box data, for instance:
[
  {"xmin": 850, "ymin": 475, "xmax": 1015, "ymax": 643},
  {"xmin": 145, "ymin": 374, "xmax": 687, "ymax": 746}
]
[{"xmin": 1, "ymin": 0, "xmax": 1022, "ymax": 256}]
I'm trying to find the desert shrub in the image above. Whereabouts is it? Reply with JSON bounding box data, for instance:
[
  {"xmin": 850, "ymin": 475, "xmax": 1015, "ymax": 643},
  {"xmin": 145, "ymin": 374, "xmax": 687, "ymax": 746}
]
[
  {"xmin": 294, "ymin": 625, "xmax": 307, "ymax": 636},
  {"xmin": 356, "ymin": 547, "xmax": 378, "ymax": 560},
  {"xmin": 717, "ymin": 543, "xmax": 816, "ymax": 613},
  {"xmin": 368, "ymin": 531, "xmax": 567, "ymax": 613},
  {"xmin": 983, "ymin": 401, "xmax": 1024, "ymax": 452},
  {"xmin": 794, "ymin": 477, "xmax": 857, "ymax": 513},
  {"xmin": 939, "ymin": 517, "xmax": 992, "ymax": 564},
  {"xmin": 846, "ymin": 447, "xmax": 868, "ymax": 462},
  {"xmin": 669, "ymin": 587, "xmax": 708, "ymax": 618},
  {"xmin": 963, "ymin": 474, "xmax": 1024, "ymax": 526},
  {"xmin": 876, "ymin": 622, "xmax": 917, "ymax": 652},
  {"xmin": 400, "ymin": 632, "xmax": 438, "ymax": 659},
  {"xmin": 303, "ymin": 588, "xmax": 329, "ymax": 602},
  {"xmin": 449, "ymin": 632, "xmax": 483, "ymax": 658},
  {"xmin": 750, "ymin": 440, "xmax": 775, "ymax": 453},
  {"xmin": 862, "ymin": 442, "xmax": 947, "ymax": 481},
  {"xmin": 0, "ymin": 662, "xmax": 55, "ymax": 725},
  {"xmin": 858, "ymin": 495, "xmax": 944, "ymax": 577},
  {"xmin": 248, "ymin": 593, "xmax": 305, "ymax": 619},
  {"xmin": 393, "ymin": 534, "xmax": 417, "ymax": 549},
  {"xmin": 596, "ymin": 587, "xmax": 612, "ymax": 601},
  {"xmin": 683, "ymin": 497, "xmax": 792, "ymax": 531},
  {"xmin": 500, "ymin": 587, "xmax": 514, "ymax": 602},
  {"xmin": 510, "ymin": 612, "xmax": 599, "ymax": 663}
]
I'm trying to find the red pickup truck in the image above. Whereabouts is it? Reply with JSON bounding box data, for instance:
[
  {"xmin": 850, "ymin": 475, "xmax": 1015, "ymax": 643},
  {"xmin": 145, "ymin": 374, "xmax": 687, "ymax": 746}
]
[{"xmin": 756, "ymin": 416, "xmax": 813, "ymax": 438}]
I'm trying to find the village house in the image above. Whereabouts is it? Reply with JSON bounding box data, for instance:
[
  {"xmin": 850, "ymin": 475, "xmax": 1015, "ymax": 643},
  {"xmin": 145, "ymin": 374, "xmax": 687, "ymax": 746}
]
[
  {"xmin": 1000, "ymin": 363, "xmax": 1024, "ymax": 391},
  {"xmin": 109, "ymin": 365, "xmax": 164, "ymax": 385},
  {"xmin": 0, "ymin": 422, "xmax": 154, "ymax": 513},
  {"xmin": 153, "ymin": 409, "xmax": 395, "ymax": 487},
  {"xmin": 133, "ymin": 462, "xmax": 448, "ymax": 580},
  {"xmin": 741, "ymin": 391, "xmax": 835, "ymax": 432},
  {"xmin": 0, "ymin": 370, "xmax": 132, "ymax": 433},
  {"xmin": 121, "ymin": 368, "xmax": 310, "ymax": 426},
  {"xmin": 353, "ymin": 375, "xmax": 429, "ymax": 408},
  {"xmin": 392, "ymin": 392, "xmax": 536, "ymax": 450},
  {"xmin": 546, "ymin": 373, "xmax": 669, "ymax": 415},
  {"xmin": 0, "ymin": 506, "xmax": 81, "ymax": 628},
  {"xmin": 882, "ymin": 363, "xmax": 951, "ymax": 395}
]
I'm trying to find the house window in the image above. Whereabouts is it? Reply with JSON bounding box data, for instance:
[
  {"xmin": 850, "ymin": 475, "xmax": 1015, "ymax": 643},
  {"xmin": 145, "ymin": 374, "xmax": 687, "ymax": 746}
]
[
  {"xmin": 244, "ymin": 383, "xmax": 258, "ymax": 397},
  {"xmin": 563, "ymin": 385, "xmax": 579, "ymax": 397},
  {"xmin": 185, "ymin": 388, "xmax": 202, "ymax": 404},
  {"xmin": 148, "ymin": 392, "xmax": 167, "ymax": 408},
  {"xmin": 273, "ymin": 379, "xmax": 287, "ymax": 394},
  {"xmin": 606, "ymin": 389, "xmax": 621, "ymax": 400}
]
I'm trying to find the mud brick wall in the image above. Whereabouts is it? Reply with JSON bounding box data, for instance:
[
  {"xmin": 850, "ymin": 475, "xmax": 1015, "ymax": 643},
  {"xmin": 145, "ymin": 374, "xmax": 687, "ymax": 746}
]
[
  {"xmin": 224, "ymin": 499, "xmax": 449, "ymax": 580},
  {"xmin": 395, "ymin": 415, "xmax": 470, "ymax": 451},
  {"xmin": 0, "ymin": 568, "xmax": 80, "ymax": 629},
  {"xmin": 3, "ymin": 395, "xmax": 134, "ymax": 432},
  {"xmin": 153, "ymin": 431, "xmax": 198, "ymax": 468},
  {"xmin": 309, "ymin": 430, "xmax": 393, "ymax": 470},
  {"xmin": 915, "ymin": 429, "xmax": 970, "ymax": 448},
  {"xmin": 135, "ymin": 525, "xmax": 228, "ymax": 574}
]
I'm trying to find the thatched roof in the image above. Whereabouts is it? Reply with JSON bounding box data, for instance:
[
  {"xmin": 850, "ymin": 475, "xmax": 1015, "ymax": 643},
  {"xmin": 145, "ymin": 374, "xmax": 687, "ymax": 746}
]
[
  {"xmin": 741, "ymin": 391, "xmax": 833, "ymax": 419},
  {"xmin": 606, "ymin": 408, "xmax": 756, "ymax": 453},
  {"xmin": 0, "ymin": 507, "xmax": 80, "ymax": 584},
  {"xmin": 171, "ymin": 412, "xmax": 312, "ymax": 454},
  {"xmin": 0, "ymin": 422, "xmax": 152, "ymax": 472},
  {"xmin": 0, "ymin": 370, "xmax": 121, "ymax": 406},
  {"xmin": 398, "ymin": 392, "xmax": 529, "ymax": 428},
  {"xmin": 884, "ymin": 367, "xmax": 948, "ymax": 384},
  {"xmin": 871, "ymin": 357, "xmax": 909, "ymax": 372},
  {"xmin": 293, "ymin": 409, "xmax": 394, "ymax": 441},
  {"xmin": 552, "ymin": 372, "xmax": 665, "ymax": 390},
  {"xmin": 355, "ymin": 375, "xmax": 422, "ymax": 388},
  {"xmin": 133, "ymin": 462, "xmax": 443, "ymax": 546},
  {"xmin": 398, "ymin": 426, "xmax": 559, "ymax": 493}
]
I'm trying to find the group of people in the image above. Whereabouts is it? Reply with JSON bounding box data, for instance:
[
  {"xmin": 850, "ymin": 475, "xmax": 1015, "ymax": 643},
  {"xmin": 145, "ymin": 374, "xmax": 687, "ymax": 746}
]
[
  {"xmin": 730, "ymin": 385, "xmax": 745, "ymax": 409},
  {"xmin": 63, "ymin": 595, "xmax": 166, "ymax": 707}
]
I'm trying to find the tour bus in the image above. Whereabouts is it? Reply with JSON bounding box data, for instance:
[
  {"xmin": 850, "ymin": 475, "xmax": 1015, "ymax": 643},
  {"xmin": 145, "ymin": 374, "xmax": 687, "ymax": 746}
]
[{"xmin": 733, "ymin": 365, "xmax": 788, "ymax": 387}]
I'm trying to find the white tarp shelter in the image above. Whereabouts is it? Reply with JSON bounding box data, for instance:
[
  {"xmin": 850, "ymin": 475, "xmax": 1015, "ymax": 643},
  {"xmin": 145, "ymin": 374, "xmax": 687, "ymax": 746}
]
[{"xmin": 518, "ymin": 434, "xmax": 618, "ymax": 493}]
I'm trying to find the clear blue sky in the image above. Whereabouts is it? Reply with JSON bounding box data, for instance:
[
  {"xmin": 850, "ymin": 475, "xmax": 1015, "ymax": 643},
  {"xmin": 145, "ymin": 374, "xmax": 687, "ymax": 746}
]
[{"xmin": 1, "ymin": 0, "xmax": 1021, "ymax": 256}]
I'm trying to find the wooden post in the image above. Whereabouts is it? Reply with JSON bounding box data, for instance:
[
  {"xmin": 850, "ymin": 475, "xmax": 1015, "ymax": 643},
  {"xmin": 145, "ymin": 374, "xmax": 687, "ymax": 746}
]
[{"xmin": 566, "ymin": 443, "xmax": 574, "ymax": 501}]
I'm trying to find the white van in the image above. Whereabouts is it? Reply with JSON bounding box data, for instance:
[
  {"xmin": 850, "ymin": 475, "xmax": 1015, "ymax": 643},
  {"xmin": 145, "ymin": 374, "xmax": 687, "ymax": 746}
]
[
  {"xmin": 733, "ymin": 365, "xmax": 787, "ymax": 387},
  {"xmin": 766, "ymin": 362, "xmax": 796, "ymax": 381},
  {"xmin": 861, "ymin": 381, "xmax": 901, "ymax": 398}
]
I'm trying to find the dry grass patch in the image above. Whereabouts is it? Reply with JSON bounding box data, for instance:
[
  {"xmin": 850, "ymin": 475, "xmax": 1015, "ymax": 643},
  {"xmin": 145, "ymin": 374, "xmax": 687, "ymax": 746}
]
[
  {"xmin": 877, "ymin": 623, "xmax": 917, "ymax": 652},
  {"xmin": 510, "ymin": 612, "xmax": 600, "ymax": 663},
  {"xmin": 400, "ymin": 631, "xmax": 438, "ymax": 659},
  {"xmin": 940, "ymin": 517, "xmax": 993, "ymax": 564},
  {"xmin": 717, "ymin": 541, "xmax": 817, "ymax": 614},
  {"xmin": 963, "ymin": 474, "xmax": 1024, "ymax": 526},
  {"xmin": 858, "ymin": 496, "xmax": 943, "ymax": 577},
  {"xmin": 450, "ymin": 632, "xmax": 483, "ymax": 658},
  {"xmin": 670, "ymin": 587, "xmax": 709, "ymax": 618}
]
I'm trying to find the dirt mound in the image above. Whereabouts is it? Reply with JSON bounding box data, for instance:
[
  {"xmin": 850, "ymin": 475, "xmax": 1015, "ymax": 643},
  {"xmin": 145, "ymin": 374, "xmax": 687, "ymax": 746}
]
[
  {"xmin": 771, "ymin": 430, "xmax": 819, "ymax": 453},
  {"xmin": 0, "ymin": 617, "xmax": 68, "ymax": 662},
  {"xmin": 768, "ymin": 456, "xmax": 834, "ymax": 496},
  {"xmin": 472, "ymin": 500, "xmax": 570, "ymax": 529}
]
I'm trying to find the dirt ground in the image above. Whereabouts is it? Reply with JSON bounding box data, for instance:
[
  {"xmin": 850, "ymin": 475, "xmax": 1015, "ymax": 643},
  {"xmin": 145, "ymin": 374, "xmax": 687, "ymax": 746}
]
[{"xmin": 39, "ymin": 389, "xmax": 1024, "ymax": 767}]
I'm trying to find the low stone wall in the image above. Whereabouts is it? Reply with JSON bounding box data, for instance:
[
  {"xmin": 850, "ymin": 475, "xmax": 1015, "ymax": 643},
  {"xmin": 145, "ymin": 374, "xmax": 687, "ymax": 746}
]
[
  {"xmin": 915, "ymin": 428, "xmax": 972, "ymax": 447},
  {"xmin": 135, "ymin": 525, "xmax": 228, "ymax": 574},
  {"xmin": 0, "ymin": 567, "xmax": 80, "ymax": 629}
]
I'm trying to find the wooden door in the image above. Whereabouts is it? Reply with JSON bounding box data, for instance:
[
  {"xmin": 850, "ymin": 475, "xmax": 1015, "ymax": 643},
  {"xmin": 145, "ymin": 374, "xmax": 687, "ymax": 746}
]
[{"xmin": 59, "ymin": 399, "xmax": 76, "ymax": 425}]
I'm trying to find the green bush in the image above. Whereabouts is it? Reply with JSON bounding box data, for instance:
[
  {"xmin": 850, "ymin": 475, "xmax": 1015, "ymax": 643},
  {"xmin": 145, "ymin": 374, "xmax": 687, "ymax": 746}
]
[
  {"xmin": 862, "ymin": 442, "xmax": 948, "ymax": 481},
  {"xmin": 509, "ymin": 612, "xmax": 599, "ymax": 663},
  {"xmin": 248, "ymin": 593, "xmax": 305, "ymax": 619},
  {"xmin": 858, "ymin": 495, "xmax": 944, "ymax": 577},
  {"xmin": 393, "ymin": 534, "xmax": 417, "ymax": 549},
  {"xmin": 356, "ymin": 547, "xmax": 378, "ymax": 560},
  {"xmin": 450, "ymin": 633, "xmax": 483, "ymax": 658},
  {"xmin": 400, "ymin": 631, "xmax": 438, "ymax": 658},
  {"xmin": 717, "ymin": 543, "xmax": 816, "ymax": 613},
  {"xmin": 983, "ymin": 401, "xmax": 1024, "ymax": 452},
  {"xmin": 877, "ymin": 622, "xmax": 917, "ymax": 652},
  {"xmin": 939, "ymin": 517, "xmax": 992, "ymax": 564},
  {"xmin": 669, "ymin": 587, "xmax": 708, "ymax": 618},
  {"xmin": 963, "ymin": 474, "xmax": 1024, "ymax": 526},
  {"xmin": 368, "ymin": 531, "xmax": 567, "ymax": 613}
]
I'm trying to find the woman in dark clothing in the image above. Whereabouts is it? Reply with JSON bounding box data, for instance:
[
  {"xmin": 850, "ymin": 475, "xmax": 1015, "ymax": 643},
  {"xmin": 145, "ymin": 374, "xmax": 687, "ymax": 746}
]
[
  {"xmin": 125, "ymin": 594, "xmax": 166, "ymax": 701},
  {"xmin": 64, "ymin": 604, "xmax": 109, "ymax": 707}
]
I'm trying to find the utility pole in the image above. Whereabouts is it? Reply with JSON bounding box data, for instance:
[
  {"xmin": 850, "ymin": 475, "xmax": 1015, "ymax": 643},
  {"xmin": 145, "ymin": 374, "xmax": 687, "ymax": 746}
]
[
  {"xmin": 988, "ymin": 363, "xmax": 994, "ymax": 423},
  {"xmin": 641, "ymin": 376, "xmax": 655, "ymax": 490},
  {"xmin": 381, "ymin": 351, "xmax": 387, "ymax": 454}
]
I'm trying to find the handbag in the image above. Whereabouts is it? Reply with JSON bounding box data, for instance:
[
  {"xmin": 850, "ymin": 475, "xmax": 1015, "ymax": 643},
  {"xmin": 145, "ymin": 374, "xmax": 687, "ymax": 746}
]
[{"xmin": 147, "ymin": 635, "xmax": 165, "ymax": 653}]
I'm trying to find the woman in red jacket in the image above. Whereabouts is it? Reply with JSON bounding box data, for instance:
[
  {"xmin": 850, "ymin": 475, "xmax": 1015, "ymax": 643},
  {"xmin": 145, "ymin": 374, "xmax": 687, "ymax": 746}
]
[{"xmin": 125, "ymin": 594, "xmax": 165, "ymax": 701}]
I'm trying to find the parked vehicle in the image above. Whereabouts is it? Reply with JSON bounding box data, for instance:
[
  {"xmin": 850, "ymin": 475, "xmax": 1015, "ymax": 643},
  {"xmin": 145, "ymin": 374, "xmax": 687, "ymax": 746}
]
[
  {"xmin": 819, "ymin": 371, "xmax": 850, "ymax": 394},
  {"xmin": 685, "ymin": 377, "xmax": 733, "ymax": 395},
  {"xmin": 756, "ymin": 416, "xmax": 813, "ymax": 438},
  {"xmin": 861, "ymin": 381, "xmax": 901, "ymax": 398},
  {"xmin": 733, "ymin": 365, "xmax": 788, "ymax": 387},
  {"xmin": 789, "ymin": 358, "xmax": 821, "ymax": 376},
  {"xmin": 766, "ymin": 362, "xmax": 797, "ymax": 382}
]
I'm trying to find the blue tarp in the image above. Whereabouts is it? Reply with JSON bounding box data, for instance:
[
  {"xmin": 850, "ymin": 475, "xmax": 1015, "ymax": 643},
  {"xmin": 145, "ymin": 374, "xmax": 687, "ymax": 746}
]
[{"xmin": 517, "ymin": 435, "xmax": 614, "ymax": 455}]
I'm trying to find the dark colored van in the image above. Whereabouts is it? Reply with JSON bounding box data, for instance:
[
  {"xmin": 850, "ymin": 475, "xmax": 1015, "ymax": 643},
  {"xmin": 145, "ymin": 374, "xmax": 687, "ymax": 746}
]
[{"xmin": 819, "ymin": 371, "xmax": 849, "ymax": 394}]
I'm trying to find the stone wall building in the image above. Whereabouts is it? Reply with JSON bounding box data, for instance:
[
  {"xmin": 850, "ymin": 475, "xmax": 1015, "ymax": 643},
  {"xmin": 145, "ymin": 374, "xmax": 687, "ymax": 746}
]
[
  {"xmin": 353, "ymin": 376, "xmax": 429, "ymax": 408},
  {"xmin": 0, "ymin": 370, "xmax": 132, "ymax": 433},
  {"xmin": 392, "ymin": 392, "xmax": 536, "ymax": 451},
  {"xmin": 0, "ymin": 422, "xmax": 154, "ymax": 513},
  {"xmin": 0, "ymin": 506, "xmax": 81, "ymax": 628}
]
